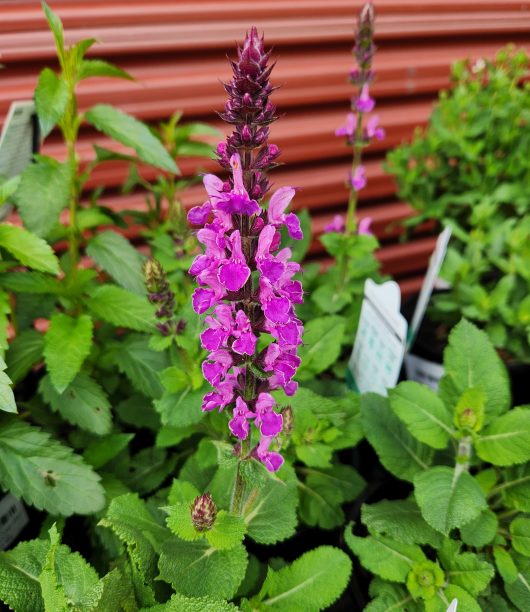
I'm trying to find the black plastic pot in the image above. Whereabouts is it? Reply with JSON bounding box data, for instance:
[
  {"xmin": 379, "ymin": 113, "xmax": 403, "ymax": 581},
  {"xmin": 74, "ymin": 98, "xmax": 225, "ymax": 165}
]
[{"xmin": 402, "ymin": 292, "xmax": 530, "ymax": 405}]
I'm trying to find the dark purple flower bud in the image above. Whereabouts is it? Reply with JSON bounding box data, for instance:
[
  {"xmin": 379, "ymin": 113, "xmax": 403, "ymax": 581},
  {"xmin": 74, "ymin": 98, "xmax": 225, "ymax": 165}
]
[
  {"xmin": 241, "ymin": 125, "xmax": 252, "ymax": 143},
  {"xmin": 190, "ymin": 493, "xmax": 217, "ymax": 531},
  {"xmin": 281, "ymin": 406, "xmax": 294, "ymax": 435}
]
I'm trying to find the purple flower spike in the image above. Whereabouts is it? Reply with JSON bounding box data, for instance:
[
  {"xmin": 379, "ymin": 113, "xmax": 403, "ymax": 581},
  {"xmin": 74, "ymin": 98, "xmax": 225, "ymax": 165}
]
[
  {"xmin": 350, "ymin": 165, "xmax": 367, "ymax": 191},
  {"xmin": 191, "ymin": 27, "xmax": 304, "ymax": 475},
  {"xmin": 355, "ymin": 83, "xmax": 375, "ymax": 113},
  {"xmin": 358, "ymin": 216, "xmax": 373, "ymax": 235},
  {"xmin": 324, "ymin": 214, "xmax": 345, "ymax": 234}
]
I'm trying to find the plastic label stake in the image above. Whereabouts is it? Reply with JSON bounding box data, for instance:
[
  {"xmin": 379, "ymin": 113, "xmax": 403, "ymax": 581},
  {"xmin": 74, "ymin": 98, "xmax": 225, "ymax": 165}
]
[
  {"xmin": 348, "ymin": 279, "xmax": 407, "ymax": 395},
  {"xmin": 0, "ymin": 494, "xmax": 28, "ymax": 550}
]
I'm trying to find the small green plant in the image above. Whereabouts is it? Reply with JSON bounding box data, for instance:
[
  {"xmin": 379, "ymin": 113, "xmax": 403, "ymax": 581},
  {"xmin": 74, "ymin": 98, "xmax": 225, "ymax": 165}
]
[
  {"xmin": 387, "ymin": 46, "xmax": 530, "ymax": 362},
  {"xmin": 349, "ymin": 319, "xmax": 530, "ymax": 610}
]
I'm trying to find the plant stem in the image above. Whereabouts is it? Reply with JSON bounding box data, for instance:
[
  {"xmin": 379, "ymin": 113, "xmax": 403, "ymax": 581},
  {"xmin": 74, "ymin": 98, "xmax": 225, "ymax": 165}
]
[
  {"xmin": 345, "ymin": 113, "xmax": 364, "ymax": 236},
  {"xmin": 230, "ymin": 436, "xmax": 251, "ymax": 515},
  {"xmin": 454, "ymin": 435, "xmax": 472, "ymax": 481}
]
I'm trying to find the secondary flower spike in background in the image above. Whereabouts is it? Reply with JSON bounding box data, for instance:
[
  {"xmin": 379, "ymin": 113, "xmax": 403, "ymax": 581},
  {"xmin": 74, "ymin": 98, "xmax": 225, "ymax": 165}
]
[
  {"xmin": 330, "ymin": 1, "xmax": 384, "ymax": 236},
  {"xmin": 188, "ymin": 27, "xmax": 304, "ymax": 475}
]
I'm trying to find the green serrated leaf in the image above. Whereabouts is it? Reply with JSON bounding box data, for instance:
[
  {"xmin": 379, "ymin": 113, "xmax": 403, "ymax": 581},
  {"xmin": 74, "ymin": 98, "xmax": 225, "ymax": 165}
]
[
  {"xmin": 43, "ymin": 313, "xmax": 93, "ymax": 393},
  {"xmin": 361, "ymin": 393, "xmax": 433, "ymax": 482},
  {"xmin": 145, "ymin": 593, "xmax": 238, "ymax": 611},
  {"xmin": 0, "ymin": 416, "xmax": 105, "ymax": 515},
  {"xmin": 345, "ymin": 524, "xmax": 425, "ymax": 583},
  {"xmin": 166, "ymin": 502, "xmax": 201, "ymax": 541},
  {"xmin": 297, "ymin": 316, "xmax": 345, "ymax": 380},
  {"xmin": 167, "ymin": 480, "xmax": 200, "ymax": 505},
  {"xmin": 42, "ymin": 2, "xmax": 65, "ymax": 62},
  {"xmin": 253, "ymin": 545, "xmax": 351, "ymax": 611},
  {"xmin": 83, "ymin": 433, "xmax": 133, "ymax": 468},
  {"xmin": 361, "ymin": 499, "xmax": 442, "ymax": 548},
  {"xmin": 298, "ymin": 464, "xmax": 365, "ymax": 529},
  {"xmin": 86, "ymin": 230, "xmax": 146, "ymax": 294},
  {"xmin": 206, "ymin": 511, "xmax": 246, "ymax": 550},
  {"xmin": 35, "ymin": 67, "xmax": 69, "ymax": 138},
  {"xmin": 0, "ymin": 356, "xmax": 17, "ymax": 414},
  {"xmin": 414, "ymin": 466, "xmax": 487, "ymax": 535},
  {"xmin": 39, "ymin": 525, "xmax": 68, "ymax": 612},
  {"xmin": 85, "ymin": 285, "xmax": 156, "ymax": 332},
  {"xmin": 460, "ymin": 509, "xmax": 498, "ymax": 547},
  {"xmin": 115, "ymin": 334, "xmax": 168, "ymax": 399},
  {"xmin": 511, "ymin": 518, "xmax": 530, "ymax": 557},
  {"xmin": 6, "ymin": 329, "xmax": 44, "ymax": 384},
  {"xmin": 76, "ymin": 567, "xmax": 136, "ymax": 612},
  {"xmin": 85, "ymin": 105, "xmax": 177, "ymax": 173},
  {"xmin": 39, "ymin": 372, "xmax": 111, "ymax": 435},
  {"xmin": 502, "ymin": 464, "xmax": 530, "ymax": 511},
  {"xmin": 475, "ymin": 408, "xmax": 530, "ymax": 466},
  {"xmin": 14, "ymin": 159, "xmax": 71, "ymax": 237},
  {"xmin": 99, "ymin": 493, "xmax": 166, "ymax": 607},
  {"xmin": 389, "ymin": 381, "xmax": 454, "ymax": 449},
  {"xmin": 153, "ymin": 387, "xmax": 205, "ymax": 427},
  {"xmin": 158, "ymin": 538, "xmax": 248, "ymax": 600},
  {"xmin": 115, "ymin": 447, "xmax": 177, "ymax": 496},
  {"xmin": 439, "ymin": 320, "xmax": 510, "ymax": 421},
  {"xmin": 494, "ymin": 546, "xmax": 519, "ymax": 584},
  {"xmin": 79, "ymin": 59, "xmax": 134, "ymax": 81},
  {"xmin": 0, "ymin": 224, "xmax": 60, "ymax": 274},
  {"xmin": 439, "ymin": 540, "xmax": 494, "ymax": 597}
]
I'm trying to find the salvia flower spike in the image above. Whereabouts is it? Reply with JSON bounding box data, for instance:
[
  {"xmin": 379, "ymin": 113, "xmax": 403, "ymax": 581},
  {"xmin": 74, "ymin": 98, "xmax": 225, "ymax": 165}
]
[
  {"xmin": 144, "ymin": 258, "xmax": 177, "ymax": 336},
  {"xmin": 188, "ymin": 27, "xmax": 304, "ymax": 474},
  {"xmin": 332, "ymin": 1, "xmax": 384, "ymax": 235}
]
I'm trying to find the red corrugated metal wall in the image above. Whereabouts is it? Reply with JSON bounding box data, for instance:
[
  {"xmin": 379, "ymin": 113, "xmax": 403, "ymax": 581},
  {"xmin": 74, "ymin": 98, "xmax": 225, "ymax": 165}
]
[{"xmin": 1, "ymin": 1, "xmax": 529, "ymax": 295}]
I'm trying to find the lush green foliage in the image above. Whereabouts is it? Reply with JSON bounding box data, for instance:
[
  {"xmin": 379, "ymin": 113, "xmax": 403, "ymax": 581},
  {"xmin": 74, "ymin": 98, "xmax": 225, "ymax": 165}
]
[
  {"xmin": 349, "ymin": 320, "xmax": 530, "ymax": 610},
  {"xmin": 388, "ymin": 46, "xmax": 530, "ymax": 362}
]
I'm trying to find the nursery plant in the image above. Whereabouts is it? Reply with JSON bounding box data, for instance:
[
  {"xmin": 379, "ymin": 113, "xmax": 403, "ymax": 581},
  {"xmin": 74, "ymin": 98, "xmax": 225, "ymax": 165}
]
[
  {"xmin": 0, "ymin": 10, "xmax": 359, "ymax": 611},
  {"xmin": 387, "ymin": 46, "xmax": 530, "ymax": 364},
  {"xmin": 298, "ymin": 2, "xmax": 384, "ymax": 382},
  {"xmin": 349, "ymin": 319, "xmax": 530, "ymax": 610}
]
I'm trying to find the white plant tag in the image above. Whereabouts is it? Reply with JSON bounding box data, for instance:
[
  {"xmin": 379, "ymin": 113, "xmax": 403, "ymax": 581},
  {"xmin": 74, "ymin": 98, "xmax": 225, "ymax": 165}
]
[
  {"xmin": 0, "ymin": 100, "xmax": 38, "ymax": 179},
  {"xmin": 348, "ymin": 279, "xmax": 407, "ymax": 396},
  {"xmin": 0, "ymin": 494, "xmax": 28, "ymax": 550},
  {"xmin": 407, "ymin": 226, "xmax": 452, "ymax": 349},
  {"xmin": 404, "ymin": 353, "xmax": 445, "ymax": 391},
  {"xmin": 446, "ymin": 598, "xmax": 458, "ymax": 612}
]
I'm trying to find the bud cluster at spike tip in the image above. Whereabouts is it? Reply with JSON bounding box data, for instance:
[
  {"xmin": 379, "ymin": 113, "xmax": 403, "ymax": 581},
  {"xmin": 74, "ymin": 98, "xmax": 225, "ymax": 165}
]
[
  {"xmin": 144, "ymin": 258, "xmax": 181, "ymax": 336},
  {"xmin": 328, "ymin": 2, "xmax": 384, "ymax": 235},
  {"xmin": 187, "ymin": 27, "xmax": 303, "ymax": 473}
]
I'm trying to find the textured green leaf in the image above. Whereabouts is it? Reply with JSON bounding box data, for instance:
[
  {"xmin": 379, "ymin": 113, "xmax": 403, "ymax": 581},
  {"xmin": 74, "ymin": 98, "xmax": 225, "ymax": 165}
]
[
  {"xmin": 0, "ymin": 224, "xmax": 60, "ymax": 274},
  {"xmin": 99, "ymin": 493, "xmax": 166, "ymax": 607},
  {"xmin": 79, "ymin": 59, "xmax": 134, "ymax": 81},
  {"xmin": 439, "ymin": 540, "xmax": 494, "ymax": 596},
  {"xmin": 345, "ymin": 525, "xmax": 425, "ymax": 583},
  {"xmin": 0, "ymin": 531, "xmax": 103, "ymax": 612},
  {"xmin": 361, "ymin": 393, "xmax": 433, "ymax": 482},
  {"xmin": 34, "ymin": 67, "xmax": 69, "ymax": 138},
  {"xmin": 158, "ymin": 538, "xmax": 247, "ymax": 599},
  {"xmin": 0, "ymin": 356, "xmax": 17, "ymax": 414},
  {"xmin": 6, "ymin": 329, "xmax": 43, "ymax": 384},
  {"xmin": 502, "ymin": 464, "xmax": 530, "ymax": 511},
  {"xmin": 83, "ymin": 433, "xmax": 133, "ymax": 468},
  {"xmin": 460, "ymin": 509, "xmax": 498, "ymax": 547},
  {"xmin": 389, "ymin": 381, "xmax": 454, "ymax": 449},
  {"xmin": 297, "ymin": 316, "xmax": 345, "ymax": 379},
  {"xmin": 14, "ymin": 159, "xmax": 71, "ymax": 237},
  {"xmin": 166, "ymin": 502, "xmax": 201, "ymax": 541},
  {"xmin": 475, "ymin": 408, "xmax": 530, "ymax": 466},
  {"xmin": 0, "ymin": 288, "xmax": 9, "ymax": 359},
  {"xmin": 361, "ymin": 499, "xmax": 442, "ymax": 547},
  {"xmin": 414, "ymin": 466, "xmax": 487, "ymax": 535},
  {"xmin": 0, "ymin": 416, "xmax": 105, "ymax": 515},
  {"xmin": 206, "ymin": 511, "xmax": 246, "ymax": 550},
  {"xmin": 511, "ymin": 518, "xmax": 530, "ymax": 557},
  {"xmin": 115, "ymin": 334, "xmax": 168, "ymax": 399},
  {"xmin": 167, "ymin": 479, "xmax": 200, "ymax": 505},
  {"xmin": 494, "ymin": 546, "xmax": 519, "ymax": 584},
  {"xmin": 0, "ymin": 271, "xmax": 62, "ymax": 294},
  {"xmin": 85, "ymin": 285, "xmax": 156, "ymax": 331},
  {"xmin": 504, "ymin": 563, "xmax": 530, "ymax": 611},
  {"xmin": 42, "ymin": 1, "xmax": 64, "ymax": 60},
  {"xmin": 115, "ymin": 447, "xmax": 177, "ymax": 495},
  {"xmin": 87, "ymin": 230, "xmax": 146, "ymax": 294},
  {"xmin": 43, "ymin": 313, "xmax": 93, "ymax": 393},
  {"xmin": 153, "ymin": 387, "xmax": 205, "ymax": 427},
  {"xmin": 85, "ymin": 105, "xmax": 177, "ymax": 172},
  {"xmin": 145, "ymin": 593, "xmax": 238, "ymax": 611},
  {"xmin": 428, "ymin": 584, "xmax": 482, "ymax": 612},
  {"xmin": 76, "ymin": 567, "xmax": 136, "ymax": 612},
  {"xmin": 39, "ymin": 525, "xmax": 68, "ymax": 612},
  {"xmin": 439, "ymin": 320, "xmax": 510, "ymax": 420},
  {"xmin": 365, "ymin": 582, "xmax": 419, "ymax": 612},
  {"xmin": 298, "ymin": 464, "xmax": 365, "ymax": 529},
  {"xmin": 39, "ymin": 372, "xmax": 111, "ymax": 434},
  {"xmin": 253, "ymin": 546, "xmax": 351, "ymax": 611}
]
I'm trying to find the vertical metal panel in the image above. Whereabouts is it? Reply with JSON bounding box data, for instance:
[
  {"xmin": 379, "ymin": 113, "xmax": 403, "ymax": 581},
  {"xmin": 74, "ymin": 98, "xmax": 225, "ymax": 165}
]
[{"xmin": 1, "ymin": 1, "xmax": 529, "ymax": 293}]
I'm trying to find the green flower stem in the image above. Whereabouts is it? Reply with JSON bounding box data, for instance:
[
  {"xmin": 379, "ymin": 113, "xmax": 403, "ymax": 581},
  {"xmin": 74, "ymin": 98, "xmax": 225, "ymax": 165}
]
[
  {"xmin": 345, "ymin": 113, "xmax": 364, "ymax": 236},
  {"xmin": 454, "ymin": 435, "xmax": 472, "ymax": 480},
  {"xmin": 230, "ymin": 436, "xmax": 251, "ymax": 516}
]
